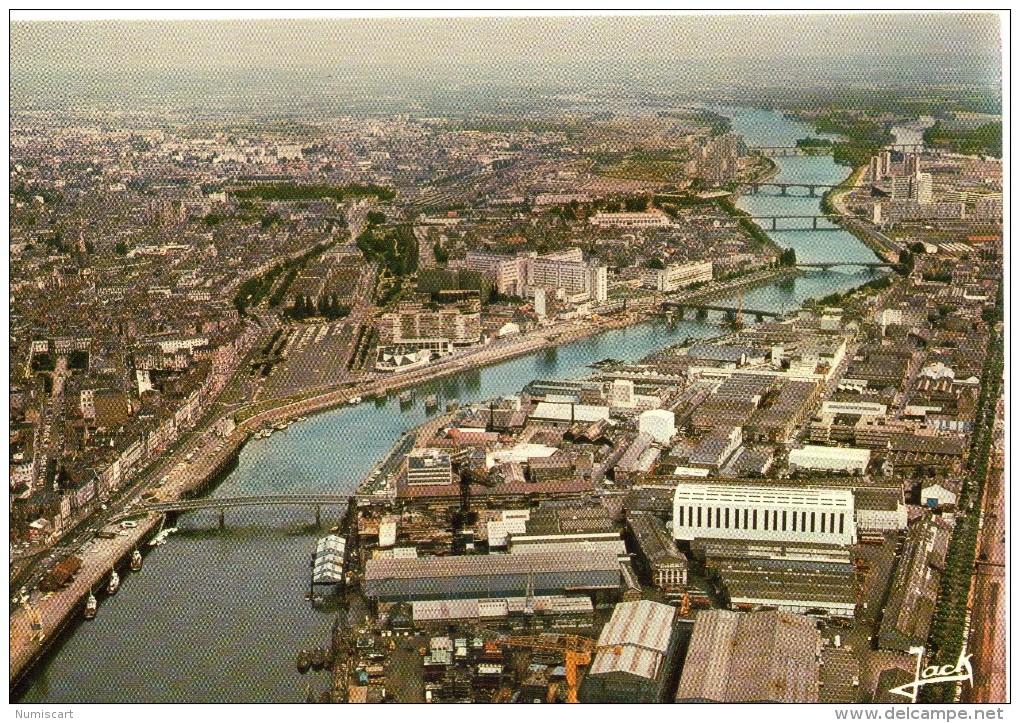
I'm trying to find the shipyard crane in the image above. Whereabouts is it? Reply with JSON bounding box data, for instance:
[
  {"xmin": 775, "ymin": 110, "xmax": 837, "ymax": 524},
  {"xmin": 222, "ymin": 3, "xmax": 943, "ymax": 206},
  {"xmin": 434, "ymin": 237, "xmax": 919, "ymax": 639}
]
[
  {"xmin": 22, "ymin": 600, "xmax": 45, "ymax": 643},
  {"xmin": 733, "ymin": 291, "xmax": 745, "ymax": 330},
  {"xmin": 493, "ymin": 633, "xmax": 597, "ymax": 703}
]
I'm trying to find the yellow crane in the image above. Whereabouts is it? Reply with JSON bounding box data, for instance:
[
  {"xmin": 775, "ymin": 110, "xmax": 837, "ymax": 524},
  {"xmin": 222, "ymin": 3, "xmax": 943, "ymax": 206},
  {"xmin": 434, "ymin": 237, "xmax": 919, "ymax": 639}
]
[
  {"xmin": 23, "ymin": 601, "xmax": 45, "ymax": 643},
  {"xmin": 677, "ymin": 591, "xmax": 691, "ymax": 618},
  {"xmin": 496, "ymin": 633, "xmax": 597, "ymax": 703}
]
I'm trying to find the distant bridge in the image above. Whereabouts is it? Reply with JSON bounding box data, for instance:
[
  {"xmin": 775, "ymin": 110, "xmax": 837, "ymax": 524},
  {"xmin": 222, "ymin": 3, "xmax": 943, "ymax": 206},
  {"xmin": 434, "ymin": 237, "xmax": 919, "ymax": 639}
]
[
  {"xmin": 746, "ymin": 214, "xmax": 853, "ymax": 231},
  {"xmin": 748, "ymin": 146, "xmax": 835, "ymax": 157},
  {"xmin": 145, "ymin": 494, "xmax": 350, "ymax": 528},
  {"xmin": 661, "ymin": 301, "xmax": 782, "ymax": 323},
  {"xmin": 748, "ymin": 143, "xmax": 925, "ymax": 157},
  {"xmin": 885, "ymin": 143, "xmax": 926, "ymax": 153},
  {"xmin": 748, "ymin": 182, "xmax": 844, "ymax": 197},
  {"xmin": 797, "ymin": 262, "xmax": 897, "ymax": 270}
]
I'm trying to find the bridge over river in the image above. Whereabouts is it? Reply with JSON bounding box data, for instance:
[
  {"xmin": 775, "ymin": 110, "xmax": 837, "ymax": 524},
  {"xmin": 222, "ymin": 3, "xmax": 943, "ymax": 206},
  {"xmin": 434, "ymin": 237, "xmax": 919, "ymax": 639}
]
[{"xmin": 144, "ymin": 494, "xmax": 351, "ymax": 528}]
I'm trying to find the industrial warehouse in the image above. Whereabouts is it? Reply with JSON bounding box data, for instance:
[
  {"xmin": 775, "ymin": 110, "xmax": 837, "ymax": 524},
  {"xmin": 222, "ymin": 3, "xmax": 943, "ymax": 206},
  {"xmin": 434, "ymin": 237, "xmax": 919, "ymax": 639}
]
[
  {"xmin": 363, "ymin": 550, "xmax": 623, "ymax": 604},
  {"xmin": 312, "ymin": 313, "xmax": 978, "ymax": 703}
]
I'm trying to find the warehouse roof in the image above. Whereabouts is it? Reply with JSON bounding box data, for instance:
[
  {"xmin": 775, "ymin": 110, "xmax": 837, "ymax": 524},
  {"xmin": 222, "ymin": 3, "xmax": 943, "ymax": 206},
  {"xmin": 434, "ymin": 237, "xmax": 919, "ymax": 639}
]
[
  {"xmin": 789, "ymin": 445, "xmax": 872, "ymax": 464},
  {"xmin": 366, "ymin": 549, "xmax": 619, "ymax": 582},
  {"xmin": 627, "ymin": 511, "xmax": 688, "ymax": 568},
  {"xmin": 589, "ymin": 600, "xmax": 677, "ymax": 681},
  {"xmin": 674, "ymin": 482, "xmax": 854, "ymax": 508},
  {"xmin": 677, "ymin": 609, "xmax": 820, "ymax": 703},
  {"xmin": 530, "ymin": 402, "xmax": 610, "ymax": 423}
]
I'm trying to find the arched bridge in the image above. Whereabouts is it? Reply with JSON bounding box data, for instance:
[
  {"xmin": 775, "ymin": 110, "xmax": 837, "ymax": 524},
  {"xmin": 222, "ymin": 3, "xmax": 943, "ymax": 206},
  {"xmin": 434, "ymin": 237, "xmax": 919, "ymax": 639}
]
[{"xmin": 748, "ymin": 146, "xmax": 835, "ymax": 157}]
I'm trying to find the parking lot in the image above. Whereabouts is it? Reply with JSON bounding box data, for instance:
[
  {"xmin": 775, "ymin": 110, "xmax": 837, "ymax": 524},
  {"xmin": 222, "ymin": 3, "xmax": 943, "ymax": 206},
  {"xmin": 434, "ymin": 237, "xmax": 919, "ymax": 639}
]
[{"xmin": 259, "ymin": 320, "xmax": 358, "ymax": 398}]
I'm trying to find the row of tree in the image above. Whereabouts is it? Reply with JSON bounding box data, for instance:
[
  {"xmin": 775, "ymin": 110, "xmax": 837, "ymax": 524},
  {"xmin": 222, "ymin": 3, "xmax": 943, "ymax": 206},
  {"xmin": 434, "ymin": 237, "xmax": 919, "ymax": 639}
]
[
  {"xmin": 232, "ymin": 182, "xmax": 395, "ymax": 202},
  {"xmin": 285, "ymin": 294, "xmax": 351, "ymax": 321},
  {"xmin": 232, "ymin": 240, "xmax": 334, "ymax": 315},
  {"xmin": 920, "ymin": 282, "xmax": 1002, "ymax": 702}
]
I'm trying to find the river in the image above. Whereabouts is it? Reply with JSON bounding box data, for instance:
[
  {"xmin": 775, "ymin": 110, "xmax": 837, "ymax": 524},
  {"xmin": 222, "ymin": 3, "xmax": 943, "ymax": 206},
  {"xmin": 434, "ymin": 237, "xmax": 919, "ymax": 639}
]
[{"xmin": 16, "ymin": 107, "xmax": 887, "ymax": 703}]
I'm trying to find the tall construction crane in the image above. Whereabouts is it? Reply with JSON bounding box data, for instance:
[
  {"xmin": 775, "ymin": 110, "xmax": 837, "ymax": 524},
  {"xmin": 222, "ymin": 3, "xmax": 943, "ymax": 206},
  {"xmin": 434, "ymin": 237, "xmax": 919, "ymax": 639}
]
[{"xmin": 494, "ymin": 633, "xmax": 596, "ymax": 703}]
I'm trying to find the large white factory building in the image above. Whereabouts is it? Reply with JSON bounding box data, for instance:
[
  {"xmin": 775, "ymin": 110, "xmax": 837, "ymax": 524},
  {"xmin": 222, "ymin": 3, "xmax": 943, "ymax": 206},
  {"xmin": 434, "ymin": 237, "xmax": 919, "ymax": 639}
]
[{"xmin": 672, "ymin": 483, "xmax": 857, "ymax": 546}]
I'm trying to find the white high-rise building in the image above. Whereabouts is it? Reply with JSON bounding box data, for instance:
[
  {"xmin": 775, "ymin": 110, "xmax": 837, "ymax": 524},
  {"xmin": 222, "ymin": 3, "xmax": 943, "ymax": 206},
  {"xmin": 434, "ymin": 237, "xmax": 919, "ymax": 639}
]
[
  {"xmin": 879, "ymin": 151, "xmax": 893, "ymax": 178},
  {"xmin": 590, "ymin": 264, "xmax": 608, "ymax": 303},
  {"xmin": 534, "ymin": 287, "xmax": 547, "ymax": 318}
]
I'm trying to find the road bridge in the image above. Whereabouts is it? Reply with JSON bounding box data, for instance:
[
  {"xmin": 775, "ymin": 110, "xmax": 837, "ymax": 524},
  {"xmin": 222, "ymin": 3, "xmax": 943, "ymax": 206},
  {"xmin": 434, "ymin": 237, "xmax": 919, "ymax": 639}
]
[
  {"xmin": 745, "ymin": 214, "xmax": 852, "ymax": 231},
  {"xmin": 748, "ymin": 143, "xmax": 924, "ymax": 157},
  {"xmin": 885, "ymin": 143, "xmax": 925, "ymax": 153},
  {"xmin": 748, "ymin": 146, "xmax": 835, "ymax": 157},
  {"xmin": 797, "ymin": 262, "xmax": 897, "ymax": 270},
  {"xmin": 661, "ymin": 300, "xmax": 783, "ymax": 323},
  {"xmin": 144, "ymin": 494, "xmax": 350, "ymax": 528},
  {"xmin": 748, "ymin": 182, "xmax": 846, "ymax": 197}
]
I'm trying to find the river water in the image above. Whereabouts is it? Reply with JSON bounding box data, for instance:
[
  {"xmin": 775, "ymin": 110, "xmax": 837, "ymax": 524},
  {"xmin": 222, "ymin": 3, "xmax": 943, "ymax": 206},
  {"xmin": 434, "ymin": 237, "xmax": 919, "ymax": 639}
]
[{"xmin": 17, "ymin": 107, "xmax": 887, "ymax": 703}]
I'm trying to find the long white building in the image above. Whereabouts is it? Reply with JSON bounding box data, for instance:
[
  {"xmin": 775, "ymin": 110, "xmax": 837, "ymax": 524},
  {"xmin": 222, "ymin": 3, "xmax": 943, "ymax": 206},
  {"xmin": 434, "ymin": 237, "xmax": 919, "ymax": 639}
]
[
  {"xmin": 672, "ymin": 483, "xmax": 857, "ymax": 546},
  {"xmin": 788, "ymin": 445, "xmax": 871, "ymax": 474},
  {"xmin": 589, "ymin": 211, "xmax": 673, "ymax": 228},
  {"xmin": 641, "ymin": 261, "xmax": 714, "ymax": 292}
]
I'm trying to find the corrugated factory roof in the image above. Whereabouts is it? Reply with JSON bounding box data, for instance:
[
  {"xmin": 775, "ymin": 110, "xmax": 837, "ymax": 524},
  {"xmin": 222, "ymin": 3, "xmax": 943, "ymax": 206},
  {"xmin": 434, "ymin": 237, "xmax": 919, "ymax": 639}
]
[
  {"xmin": 411, "ymin": 595, "xmax": 593, "ymax": 622},
  {"xmin": 676, "ymin": 609, "xmax": 820, "ymax": 703},
  {"xmin": 589, "ymin": 600, "xmax": 676, "ymax": 681},
  {"xmin": 365, "ymin": 550, "xmax": 621, "ymax": 599},
  {"xmin": 367, "ymin": 550, "xmax": 619, "ymax": 580},
  {"xmin": 509, "ymin": 539, "xmax": 627, "ymax": 558}
]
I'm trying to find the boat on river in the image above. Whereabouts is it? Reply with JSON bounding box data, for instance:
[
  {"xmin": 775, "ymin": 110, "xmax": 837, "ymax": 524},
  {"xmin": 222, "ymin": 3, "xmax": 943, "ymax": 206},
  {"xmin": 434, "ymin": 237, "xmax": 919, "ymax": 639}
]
[
  {"xmin": 399, "ymin": 391, "xmax": 413, "ymax": 405},
  {"xmin": 106, "ymin": 570, "xmax": 120, "ymax": 595},
  {"xmin": 130, "ymin": 549, "xmax": 142, "ymax": 571},
  {"xmin": 424, "ymin": 394, "xmax": 439, "ymax": 409},
  {"xmin": 84, "ymin": 592, "xmax": 97, "ymax": 619}
]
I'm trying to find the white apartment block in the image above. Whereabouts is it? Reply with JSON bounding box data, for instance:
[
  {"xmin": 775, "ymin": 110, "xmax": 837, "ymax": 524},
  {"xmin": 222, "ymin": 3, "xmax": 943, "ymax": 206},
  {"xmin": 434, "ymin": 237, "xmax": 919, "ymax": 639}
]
[
  {"xmin": 529, "ymin": 256, "xmax": 607, "ymax": 304},
  {"xmin": 641, "ymin": 261, "xmax": 714, "ymax": 292},
  {"xmin": 464, "ymin": 248, "xmax": 607, "ymax": 304}
]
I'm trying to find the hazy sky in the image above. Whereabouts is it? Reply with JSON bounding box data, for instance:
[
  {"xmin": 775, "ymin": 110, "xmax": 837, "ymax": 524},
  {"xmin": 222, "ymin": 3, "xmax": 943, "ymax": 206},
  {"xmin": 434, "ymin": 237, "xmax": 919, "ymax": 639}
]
[
  {"xmin": 9, "ymin": 12, "xmax": 1003, "ymax": 113},
  {"xmin": 12, "ymin": 13, "xmax": 1001, "ymax": 73}
]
